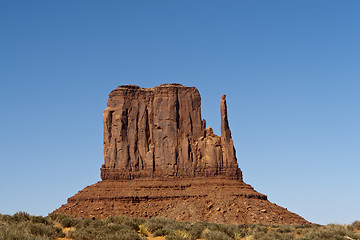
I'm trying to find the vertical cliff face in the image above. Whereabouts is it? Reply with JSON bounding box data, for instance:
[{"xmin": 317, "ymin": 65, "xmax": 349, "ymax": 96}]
[{"xmin": 101, "ymin": 84, "xmax": 242, "ymax": 180}]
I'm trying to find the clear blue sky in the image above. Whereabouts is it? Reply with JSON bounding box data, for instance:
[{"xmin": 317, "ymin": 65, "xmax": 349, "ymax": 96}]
[{"xmin": 1, "ymin": 1, "xmax": 359, "ymax": 225}]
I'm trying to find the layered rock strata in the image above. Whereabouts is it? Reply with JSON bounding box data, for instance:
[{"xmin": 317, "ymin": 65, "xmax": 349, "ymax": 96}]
[
  {"xmin": 53, "ymin": 178, "xmax": 308, "ymax": 225},
  {"xmin": 101, "ymin": 84, "xmax": 241, "ymax": 180},
  {"xmin": 54, "ymin": 83, "xmax": 309, "ymax": 225}
]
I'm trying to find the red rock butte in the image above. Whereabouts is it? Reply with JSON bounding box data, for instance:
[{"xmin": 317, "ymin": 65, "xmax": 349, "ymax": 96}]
[{"xmin": 54, "ymin": 84, "xmax": 308, "ymax": 225}]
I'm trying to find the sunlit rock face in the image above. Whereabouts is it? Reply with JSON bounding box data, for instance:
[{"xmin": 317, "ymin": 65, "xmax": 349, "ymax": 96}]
[{"xmin": 101, "ymin": 84, "xmax": 242, "ymax": 180}]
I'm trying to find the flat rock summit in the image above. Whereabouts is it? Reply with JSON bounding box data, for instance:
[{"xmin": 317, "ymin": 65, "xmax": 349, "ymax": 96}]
[{"xmin": 54, "ymin": 84, "xmax": 308, "ymax": 225}]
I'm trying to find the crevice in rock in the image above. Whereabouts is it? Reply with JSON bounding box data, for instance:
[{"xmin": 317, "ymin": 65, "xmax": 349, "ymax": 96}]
[
  {"xmin": 121, "ymin": 108, "xmax": 128, "ymax": 141},
  {"xmin": 135, "ymin": 110, "xmax": 139, "ymax": 171},
  {"xmin": 175, "ymin": 90, "xmax": 180, "ymax": 130},
  {"xmin": 175, "ymin": 147, "xmax": 179, "ymax": 176},
  {"xmin": 145, "ymin": 108, "xmax": 150, "ymax": 151},
  {"xmin": 187, "ymin": 138, "xmax": 192, "ymax": 162},
  {"xmin": 189, "ymin": 112, "xmax": 193, "ymax": 134},
  {"xmin": 152, "ymin": 151, "xmax": 155, "ymax": 174},
  {"xmin": 108, "ymin": 111, "xmax": 114, "ymax": 143}
]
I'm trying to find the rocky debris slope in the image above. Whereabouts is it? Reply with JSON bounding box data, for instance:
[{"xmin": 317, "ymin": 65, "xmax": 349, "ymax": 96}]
[
  {"xmin": 101, "ymin": 84, "xmax": 241, "ymax": 180},
  {"xmin": 53, "ymin": 178, "xmax": 307, "ymax": 225},
  {"xmin": 54, "ymin": 84, "xmax": 308, "ymax": 225}
]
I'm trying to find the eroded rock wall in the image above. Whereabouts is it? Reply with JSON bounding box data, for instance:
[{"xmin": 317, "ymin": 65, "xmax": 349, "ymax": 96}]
[{"xmin": 101, "ymin": 84, "xmax": 242, "ymax": 180}]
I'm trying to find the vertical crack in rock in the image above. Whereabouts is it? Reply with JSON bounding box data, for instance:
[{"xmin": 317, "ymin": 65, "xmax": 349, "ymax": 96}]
[
  {"xmin": 120, "ymin": 108, "xmax": 128, "ymax": 141},
  {"xmin": 135, "ymin": 110, "xmax": 139, "ymax": 171},
  {"xmin": 101, "ymin": 84, "xmax": 242, "ymax": 180},
  {"xmin": 189, "ymin": 112, "xmax": 193, "ymax": 134},
  {"xmin": 175, "ymin": 89, "xmax": 180, "ymax": 176},
  {"xmin": 145, "ymin": 108, "xmax": 150, "ymax": 151},
  {"xmin": 152, "ymin": 150, "xmax": 155, "ymax": 174},
  {"xmin": 175, "ymin": 89, "xmax": 180, "ymax": 130}
]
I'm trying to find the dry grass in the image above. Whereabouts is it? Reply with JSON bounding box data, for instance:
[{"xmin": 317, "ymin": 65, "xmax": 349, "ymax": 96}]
[{"xmin": 0, "ymin": 212, "xmax": 359, "ymax": 240}]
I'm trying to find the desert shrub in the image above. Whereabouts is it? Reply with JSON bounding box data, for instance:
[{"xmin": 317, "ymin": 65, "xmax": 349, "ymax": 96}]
[
  {"xmin": 247, "ymin": 223, "xmax": 259, "ymax": 230},
  {"xmin": 30, "ymin": 215, "xmax": 49, "ymax": 225},
  {"xmin": 249, "ymin": 224, "xmax": 268, "ymax": 235},
  {"xmin": 146, "ymin": 218, "xmax": 193, "ymax": 238},
  {"xmin": 60, "ymin": 216, "xmax": 80, "ymax": 228},
  {"xmin": 68, "ymin": 227, "xmax": 97, "ymax": 240},
  {"xmin": 351, "ymin": 220, "xmax": 360, "ymax": 230},
  {"xmin": 294, "ymin": 224, "xmax": 313, "ymax": 229},
  {"xmin": 11, "ymin": 211, "xmax": 30, "ymax": 222},
  {"xmin": 47, "ymin": 212, "xmax": 67, "ymax": 222},
  {"xmin": 201, "ymin": 228, "xmax": 231, "ymax": 240},
  {"xmin": 296, "ymin": 224, "xmax": 360, "ymax": 240},
  {"xmin": 0, "ymin": 214, "xmax": 15, "ymax": 224},
  {"xmin": 104, "ymin": 215, "xmax": 144, "ymax": 231},
  {"xmin": 113, "ymin": 228, "xmax": 145, "ymax": 240},
  {"xmin": 47, "ymin": 212, "xmax": 80, "ymax": 227},
  {"xmin": 29, "ymin": 222, "xmax": 64, "ymax": 237},
  {"xmin": 0, "ymin": 221, "xmax": 64, "ymax": 240},
  {"xmin": 255, "ymin": 231, "xmax": 294, "ymax": 240},
  {"xmin": 276, "ymin": 225, "xmax": 292, "ymax": 233},
  {"xmin": 201, "ymin": 222, "xmax": 237, "ymax": 238},
  {"xmin": 245, "ymin": 224, "xmax": 295, "ymax": 240},
  {"xmin": 139, "ymin": 224, "xmax": 152, "ymax": 236},
  {"xmin": 165, "ymin": 229, "xmax": 192, "ymax": 240},
  {"xmin": 188, "ymin": 222, "xmax": 207, "ymax": 239},
  {"xmin": 163, "ymin": 220, "xmax": 191, "ymax": 233},
  {"xmin": 87, "ymin": 218, "xmax": 106, "ymax": 229},
  {"xmin": 144, "ymin": 217, "xmax": 206, "ymax": 239},
  {"xmin": 69, "ymin": 225, "xmax": 143, "ymax": 240},
  {"xmin": 234, "ymin": 225, "xmax": 249, "ymax": 239},
  {"xmin": 3, "ymin": 211, "xmax": 360, "ymax": 240},
  {"xmin": 75, "ymin": 217, "xmax": 93, "ymax": 228},
  {"xmin": 69, "ymin": 216, "xmax": 144, "ymax": 240},
  {"xmin": 154, "ymin": 227, "xmax": 171, "ymax": 236},
  {"xmin": 175, "ymin": 229, "xmax": 192, "ymax": 239},
  {"xmin": 144, "ymin": 217, "xmax": 177, "ymax": 233}
]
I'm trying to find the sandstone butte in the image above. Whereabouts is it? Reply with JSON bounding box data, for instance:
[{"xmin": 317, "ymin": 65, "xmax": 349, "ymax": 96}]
[{"xmin": 53, "ymin": 84, "xmax": 308, "ymax": 225}]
